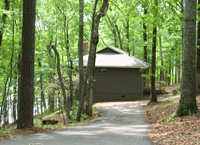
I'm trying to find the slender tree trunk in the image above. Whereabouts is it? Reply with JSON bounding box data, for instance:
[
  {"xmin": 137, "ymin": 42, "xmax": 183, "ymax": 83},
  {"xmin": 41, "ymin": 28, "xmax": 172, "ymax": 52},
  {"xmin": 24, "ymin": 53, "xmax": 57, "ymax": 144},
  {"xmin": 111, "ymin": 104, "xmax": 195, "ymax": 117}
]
[
  {"xmin": 17, "ymin": 52, "xmax": 21, "ymax": 122},
  {"xmin": 143, "ymin": 4, "xmax": 148, "ymax": 78},
  {"xmin": 115, "ymin": 24, "xmax": 123, "ymax": 50},
  {"xmin": 176, "ymin": 0, "xmax": 198, "ymax": 116},
  {"xmin": 0, "ymin": 77, "xmax": 9, "ymax": 125},
  {"xmin": 149, "ymin": 27, "xmax": 157, "ymax": 104},
  {"xmin": 172, "ymin": 66, "xmax": 174, "ymax": 84},
  {"xmin": 13, "ymin": 76, "xmax": 17, "ymax": 123},
  {"xmin": 77, "ymin": 0, "xmax": 85, "ymax": 122},
  {"xmin": 178, "ymin": 0, "xmax": 184, "ymax": 83},
  {"xmin": 51, "ymin": 45, "xmax": 71, "ymax": 120},
  {"xmin": 46, "ymin": 42, "xmax": 55, "ymax": 112},
  {"xmin": 159, "ymin": 30, "xmax": 164, "ymax": 81},
  {"xmin": 49, "ymin": 89, "xmax": 55, "ymax": 113},
  {"xmin": 125, "ymin": 19, "xmax": 130, "ymax": 55},
  {"xmin": 17, "ymin": 6, "xmax": 22, "ymax": 121},
  {"xmin": 66, "ymin": 20, "xmax": 73, "ymax": 109},
  {"xmin": 168, "ymin": 63, "xmax": 171, "ymax": 85},
  {"xmin": 84, "ymin": 0, "xmax": 109, "ymax": 117},
  {"xmin": 106, "ymin": 16, "xmax": 118, "ymax": 47},
  {"xmin": 12, "ymin": 1, "xmax": 17, "ymax": 124},
  {"xmin": 39, "ymin": 63, "xmax": 46, "ymax": 111},
  {"xmin": 58, "ymin": 90, "xmax": 61, "ymax": 110},
  {"xmin": 18, "ymin": 0, "xmax": 36, "ymax": 128},
  {"xmin": 148, "ymin": 0, "xmax": 158, "ymax": 105}
]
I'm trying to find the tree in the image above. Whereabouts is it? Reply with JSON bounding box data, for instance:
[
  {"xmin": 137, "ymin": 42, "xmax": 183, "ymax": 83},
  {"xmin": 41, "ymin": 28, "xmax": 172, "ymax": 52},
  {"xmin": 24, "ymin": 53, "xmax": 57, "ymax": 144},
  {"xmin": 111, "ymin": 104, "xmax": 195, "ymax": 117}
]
[
  {"xmin": 148, "ymin": 0, "xmax": 158, "ymax": 105},
  {"xmin": 82, "ymin": 0, "xmax": 109, "ymax": 117},
  {"xmin": 77, "ymin": 0, "xmax": 84, "ymax": 122},
  {"xmin": 51, "ymin": 45, "xmax": 71, "ymax": 120},
  {"xmin": 197, "ymin": 0, "xmax": 200, "ymax": 93},
  {"xmin": 142, "ymin": 0, "xmax": 148, "ymax": 78},
  {"xmin": 176, "ymin": 0, "xmax": 198, "ymax": 116},
  {"xmin": 17, "ymin": 0, "xmax": 36, "ymax": 128}
]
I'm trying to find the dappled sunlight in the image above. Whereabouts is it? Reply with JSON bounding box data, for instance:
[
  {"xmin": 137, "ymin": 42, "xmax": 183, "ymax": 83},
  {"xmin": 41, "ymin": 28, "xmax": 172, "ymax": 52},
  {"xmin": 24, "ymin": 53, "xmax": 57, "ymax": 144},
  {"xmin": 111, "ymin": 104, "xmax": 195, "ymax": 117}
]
[
  {"xmin": 55, "ymin": 130, "xmax": 105, "ymax": 136},
  {"xmin": 33, "ymin": 133, "xmax": 56, "ymax": 140},
  {"xmin": 0, "ymin": 101, "xmax": 153, "ymax": 145},
  {"xmin": 33, "ymin": 101, "xmax": 151, "ymax": 139}
]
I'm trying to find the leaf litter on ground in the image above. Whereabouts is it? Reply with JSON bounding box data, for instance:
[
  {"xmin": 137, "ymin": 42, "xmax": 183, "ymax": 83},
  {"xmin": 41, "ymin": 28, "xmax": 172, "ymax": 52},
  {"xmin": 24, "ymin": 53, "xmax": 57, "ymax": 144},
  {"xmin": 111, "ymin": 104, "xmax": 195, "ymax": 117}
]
[{"xmin": 142, "ymin": 84, "xmax": 200, "ymax": 145}]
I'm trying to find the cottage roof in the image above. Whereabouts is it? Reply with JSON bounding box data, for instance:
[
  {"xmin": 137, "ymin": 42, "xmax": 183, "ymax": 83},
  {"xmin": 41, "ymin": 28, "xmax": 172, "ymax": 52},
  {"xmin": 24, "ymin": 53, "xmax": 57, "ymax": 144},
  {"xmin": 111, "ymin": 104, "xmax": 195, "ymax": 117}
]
[{"xmin": 81, "ymin": 46, "xmax": 150, "ymax": 68}]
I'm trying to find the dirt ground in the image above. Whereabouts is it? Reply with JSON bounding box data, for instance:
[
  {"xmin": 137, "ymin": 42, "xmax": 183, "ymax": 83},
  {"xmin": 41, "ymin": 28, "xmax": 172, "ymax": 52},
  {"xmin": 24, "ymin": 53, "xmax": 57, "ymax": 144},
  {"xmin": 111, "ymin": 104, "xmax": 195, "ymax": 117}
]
[{"xmin": 143, "ymin": 84, "xmax": 200, "ymax": 145}]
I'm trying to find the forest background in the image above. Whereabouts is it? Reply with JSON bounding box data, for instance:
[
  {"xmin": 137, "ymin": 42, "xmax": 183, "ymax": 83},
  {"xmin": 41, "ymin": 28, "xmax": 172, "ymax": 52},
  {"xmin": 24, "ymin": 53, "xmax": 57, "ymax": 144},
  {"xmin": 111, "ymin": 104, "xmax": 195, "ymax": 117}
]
[{"xmin": 0, "ymin": 0, "xmax": 199, "ymax": 128}]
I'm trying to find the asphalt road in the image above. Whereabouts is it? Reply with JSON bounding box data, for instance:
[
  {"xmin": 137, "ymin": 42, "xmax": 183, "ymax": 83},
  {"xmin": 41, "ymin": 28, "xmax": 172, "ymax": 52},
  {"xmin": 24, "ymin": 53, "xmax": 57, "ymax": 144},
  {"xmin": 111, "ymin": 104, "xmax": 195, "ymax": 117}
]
[{"xmin": 0, "ymin": 101, "xmax": 153, "ymax": 145}]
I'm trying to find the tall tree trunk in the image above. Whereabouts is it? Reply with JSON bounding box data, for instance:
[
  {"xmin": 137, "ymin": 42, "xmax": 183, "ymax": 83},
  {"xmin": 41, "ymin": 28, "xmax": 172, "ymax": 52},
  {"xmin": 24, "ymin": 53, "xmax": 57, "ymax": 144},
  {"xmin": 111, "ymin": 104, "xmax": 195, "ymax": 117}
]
[
  {"xmin": 115, "ymin": 24, "xmax": 123, "ymax": 50},
  {"xmin": 178, "ymin": 0, "xmax": 184, "ymax": 83},
  {"xmin": 84, "ymin": 0, "xmax": 109, "ymax": 117},
  {"xmin": 86, "ymin": 0, "xmax": 109, "ymax": 117},
  {"xmin": 125, "ymin": 19, "xmax": 130, "ymax": 55},
  {"xmin": 77, "ymin": 0, "xmax": 85, "ymax": 122},
  {"xmin": 148, "ymin": 0, "xmax": 158, "ymax": 105},
  {"xmin": 176, "ymin": 0, "xmax": 198, "ymax": 116},
  {"xmin": 17, "ymin": 52, "xmax": 21, "ymax": 122},
  {"xmin": 47, "ymin": 42, "xmax": 55, "ymax": 112},
  {"xmin": 13, "ymin": 75, "xmax": 17, "ymax": 123},
  {"xmin": 51, "ymin": 45, "xmax": 71, "ymax": 120},
  {"xmin": 159, "ymin": 30, "xmax": 164, "ymax": 81},
  {"xmin": 168, "ymin": 63, "xmax": 171, "ymax": 85},
  {"xmin": 56, "ymin": 3, "xmax": 74, "ymax": 110},
  {"xmin": 197, "ymin": 0, "xmax": 200, "ymax": 94},
  {"xmin": 18, "ymin": 0, "xmax": 36, "ymax": 128},
  {"xmin": 143, "ymin": 4, "xmax": 148, "ymax": 78},
  {"xmin": 0, "ymin": 77, "xmax": 9, "ymax": 125},
  {"xmin": 12, "ymin": 1, "xmax": 17, "ymax": 124},
  {"xmin": 38, "ymin": 60, "xmax": 46, "ymax": 111},
  {"xmin": 65, "ymin": 19, "xmax": 73, "ymax": 109},
  {"xmin": 17, "ymin": 6, "xmax": 22, "ymax": 121}
]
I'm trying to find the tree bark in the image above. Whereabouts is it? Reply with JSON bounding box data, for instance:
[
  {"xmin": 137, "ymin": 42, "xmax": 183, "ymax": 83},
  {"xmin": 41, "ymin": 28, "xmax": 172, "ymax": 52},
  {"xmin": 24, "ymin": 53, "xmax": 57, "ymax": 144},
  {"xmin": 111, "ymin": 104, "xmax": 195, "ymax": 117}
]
[
  {"xmin": 66, "ymin": 19, "xmax": 73, "ymax": 109},
  {"xmin": 18, "ymin": 0, "xmax": 36, "ymax": 128},
  {"xmin": 148, "ymin": 0, "xmax": 158, "ymax": 105},
  {"xmin": 197, "ymin": 0, "xmax": 200, "ymax": 94},
  {"xmin": 178, "ymin": 0, "xmax": 184, "ymax": 83},
  {"xmin": 159, "ymin": 30, "xmax": 164, "ymax": 81},
  {"xmin": 106, "ymin": 16, "xmax": 118, "ymax": 47},
  {"xmin": 51, "ymin": 45, "xmax": 71, "ymax": 120},
  {"xmin": 76, "ymin": 0, "xmax": 85, "ymax": 122},
  {"xmin": 38, "ymin": 59, "xmax": 46, "ymax": 113},
  {"xmin": 125, "ymin": 19, "xmax": 130, "ymax": 55},
  {"xmin": 143, "ymin": 3, "xmax": 148, "ymax": 78},
  {"xmin": 176, "ymin": 0, "xmax": 198, "ymax": 116},
  {"xmin": 115, "ymin": 24, "xmax": 123, "ymax": 50},
  {"xmin": 46, "ymin": 42, "xmax": 55, "ymax": 112},
  {"xmin": 84, "ymin": 0, "xmax": 109, "ymax": 117}
]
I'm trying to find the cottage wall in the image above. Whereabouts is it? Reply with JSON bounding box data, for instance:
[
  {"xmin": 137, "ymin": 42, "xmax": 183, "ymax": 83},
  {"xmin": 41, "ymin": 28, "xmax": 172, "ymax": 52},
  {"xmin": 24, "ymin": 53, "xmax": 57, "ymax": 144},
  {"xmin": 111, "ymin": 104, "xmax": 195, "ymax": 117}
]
[{"xmin": 93, "ymin": 68, "xmax": 143, "ymax": 103}]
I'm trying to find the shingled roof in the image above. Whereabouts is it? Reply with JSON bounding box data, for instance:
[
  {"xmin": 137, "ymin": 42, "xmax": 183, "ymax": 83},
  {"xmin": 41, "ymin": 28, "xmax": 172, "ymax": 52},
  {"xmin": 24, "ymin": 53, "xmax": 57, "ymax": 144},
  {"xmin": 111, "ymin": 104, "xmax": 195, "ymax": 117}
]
[{"xmin": 81, "ymin": 46, "xmax": 150, "ymax": 68}]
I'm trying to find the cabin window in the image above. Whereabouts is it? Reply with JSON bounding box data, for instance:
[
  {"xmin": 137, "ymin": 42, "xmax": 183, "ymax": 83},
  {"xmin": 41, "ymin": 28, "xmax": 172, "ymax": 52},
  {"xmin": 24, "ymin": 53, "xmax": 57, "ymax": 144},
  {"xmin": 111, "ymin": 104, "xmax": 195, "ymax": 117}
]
[{"xmin": 97, "ymin": 69, "xmax": 108, "ymax": 74}]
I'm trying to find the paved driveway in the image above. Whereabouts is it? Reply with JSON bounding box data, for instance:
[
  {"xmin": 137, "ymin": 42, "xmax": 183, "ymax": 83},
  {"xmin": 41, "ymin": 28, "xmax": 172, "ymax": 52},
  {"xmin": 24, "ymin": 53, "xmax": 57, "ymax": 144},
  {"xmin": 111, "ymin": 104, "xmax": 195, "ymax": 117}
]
[{"xmin": 0, "ymin": 101, "xmax": 153, "ymax": 145}]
